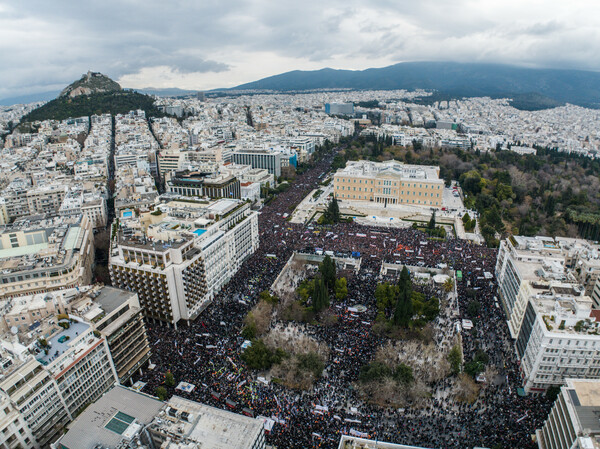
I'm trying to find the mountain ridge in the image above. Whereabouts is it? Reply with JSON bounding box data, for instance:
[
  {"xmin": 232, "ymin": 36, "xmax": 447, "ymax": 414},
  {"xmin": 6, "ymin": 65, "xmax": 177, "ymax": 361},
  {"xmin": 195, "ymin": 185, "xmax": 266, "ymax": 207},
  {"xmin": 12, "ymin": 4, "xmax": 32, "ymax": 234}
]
[{"xmin": 231, "ymin": 62, "xmax": 600, "ymax": 108}]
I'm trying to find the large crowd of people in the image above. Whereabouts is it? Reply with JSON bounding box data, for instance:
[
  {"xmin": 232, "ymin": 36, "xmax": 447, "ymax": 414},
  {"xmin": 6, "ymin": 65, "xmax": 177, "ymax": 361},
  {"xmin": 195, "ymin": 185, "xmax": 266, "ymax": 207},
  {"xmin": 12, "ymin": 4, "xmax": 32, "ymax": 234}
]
[{"xmin": 135, "ymin": 148, "xmax": 552, "ymax": 448}]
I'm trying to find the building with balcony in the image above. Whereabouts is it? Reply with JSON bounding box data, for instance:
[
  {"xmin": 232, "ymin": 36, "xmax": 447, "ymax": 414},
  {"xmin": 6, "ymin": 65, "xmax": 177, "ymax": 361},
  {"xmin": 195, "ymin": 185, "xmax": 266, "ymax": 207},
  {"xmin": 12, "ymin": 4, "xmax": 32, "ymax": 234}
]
[
  {"xmin": 536, "ymin": 379, "xmax": 600, "ymax": 449},
  {"xmin": 66, "ymin": 286, "xmax": 151, "ymax": 385},
  {"xmin": 0, "ymin": 359, "xmax": 69, "ymax": 448},
  {"xmin": 495, "ymin": 236, "xmax": 600, "ymax": 336},
  {"xmin": 166, "ymin": 170, "xmax": 241, "ymax": 199},
  {"xmin": 109, "ymin": 197, "xmax": 259, "ymax": 326},
  {"xmin": 0, "ymin": 214, "xmax": 95, "ymax": 298},
  {"xmin": 0, "ymin": 392, "xmax": 36, "ymax": 449},
  {"xmin": 496, "ymin": 236, "xmax": 600, "ymax": 393}
]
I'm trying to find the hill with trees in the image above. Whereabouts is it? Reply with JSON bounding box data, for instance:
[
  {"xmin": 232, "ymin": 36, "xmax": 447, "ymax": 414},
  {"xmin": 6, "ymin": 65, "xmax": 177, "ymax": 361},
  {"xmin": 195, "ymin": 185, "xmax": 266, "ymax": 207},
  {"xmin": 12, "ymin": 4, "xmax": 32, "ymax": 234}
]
[
  {"xmin": 20, "ymin": 90, "xmax": 166, "ymax": 124},
  {"xmin": 18, "ymin": 72, "xmax": 167, "ymax": 124}
]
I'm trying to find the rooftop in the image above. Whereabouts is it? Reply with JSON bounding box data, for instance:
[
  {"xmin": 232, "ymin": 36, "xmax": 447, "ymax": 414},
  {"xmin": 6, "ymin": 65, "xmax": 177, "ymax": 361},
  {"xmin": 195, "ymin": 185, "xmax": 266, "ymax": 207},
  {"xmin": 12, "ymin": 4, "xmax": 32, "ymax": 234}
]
[
  {"xmin": 55, "ymin": 385, "xmax": 163, "ymax": 449},
  {"xmin": 94, "ymin": 286, "xmax": 136, "ymax": 316},
  {"xmin": 37, "ymin": 320, "xmax": 89, "ymax": 365},
  {"xmin": 335, "ymin": 160, "xmax": 441, "ymax": 181},
  {"xmin": 156, "ymin": 396, "xmax": 264, "ymax": 449}
]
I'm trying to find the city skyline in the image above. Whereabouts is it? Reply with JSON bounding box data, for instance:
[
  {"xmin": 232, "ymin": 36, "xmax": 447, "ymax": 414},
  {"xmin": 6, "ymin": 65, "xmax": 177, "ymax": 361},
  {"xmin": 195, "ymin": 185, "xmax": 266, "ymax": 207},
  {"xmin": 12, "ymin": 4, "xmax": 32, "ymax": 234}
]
[{"xmin": 1, "ymin": 0, "xmax": 600, "ymax": 99}]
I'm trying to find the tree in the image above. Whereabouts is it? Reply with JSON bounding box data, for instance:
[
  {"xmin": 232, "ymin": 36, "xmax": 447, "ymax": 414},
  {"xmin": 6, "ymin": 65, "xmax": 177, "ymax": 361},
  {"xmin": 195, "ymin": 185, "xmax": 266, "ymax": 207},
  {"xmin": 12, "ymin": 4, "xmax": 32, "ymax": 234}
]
[
  {"xmin": 319, "ymin": 255, "xmax": 336, "ymax": 290},
  {"xmin": 393, "ymin": 266, "xmax": 413, "ymax": 327},
  {"xmin": 242, "ymin": 339, "xmax": 286, "ymax": 370},
  {"xmin": 241, "ymin": 322, "xmax": 257, "ymax": 339},
  {"xmin": 165, "ymin": 371, "xmax": 175, "ymax": 387},
  {"xmin": 464, "ymin": 350, "xmax": 488, "ymax": 378},
  {"xmin": 359, "ymin": 362, "xmax": 392, "ymax": 383},
  {"xmin": 448, "ymin": 344, "xmax": 462, "ymax": 374},
  {"xmin": 156, "ymin": 386, "xmax": 167, "ymax": 401},
  {"xmin": 312, "ymin": 277, "xmax": 330, "ymax": 313},
  {"xmin": 375, "ymin": 283, "xmax": 396, "ymax": 313},
  {"xmin": 259, "ymin": 290, "xmax": 279, "ymax": 305},
  {"xmin": 443, "ymin": 277, "xmax": 455, "ymax": 293},
  {"xmin": 334, "ymin": 277, "xmax": 348, "ymax": 300},
  {"xmin": 428, "ymin": 210, "xmax": 436, "ymax": 229},
  {"xmin": 467, "ymin": 300, "xmax": 481, "ymax": 318},
  {"xmin": 323, "ymin": 196, "xmax": 341, "ymax": 223},
  {"xmin": 297, "ymin": 352, "xmax": 325, "ymax": 378},
  {"xmin": 394, "ymin": 363, "xmax": 414, "ymax": 384}
]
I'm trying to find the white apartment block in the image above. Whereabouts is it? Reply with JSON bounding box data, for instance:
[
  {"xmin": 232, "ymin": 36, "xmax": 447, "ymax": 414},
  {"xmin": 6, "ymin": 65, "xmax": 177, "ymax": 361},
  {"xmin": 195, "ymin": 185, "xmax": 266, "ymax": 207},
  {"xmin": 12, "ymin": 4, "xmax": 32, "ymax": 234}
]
[
  {"xmin": 0, "ymin": 359, "xmax": 69, "ymax": 448},
  {"xmin": 0, "ymin": 310, "xmax": 119, "ymax": 447},
  {"xmin": 0, "ymin": 392, "xmax": 36, "ymax": 449},
  {"xmin": 1, "ymin": 182, "xmax": 68, "ymax": 221},
  {"xmin": 496, "ymin": 236, "xmax": 600, "ymax": 337},
  {"xmin": 0, "ymin": 214, "xmax": 95, "ymax": 298},
  {"xmin": 37, "ymin": 318, "xmax": 118, "ymax": 417},
  {"xmin": 110, "ymin": 198, "xmax": 259, "ymax": 326},
  {"xmin": 496, "ymin": 236, "xmax": 600, "ymax": 393},
  {"xmin": 536, "ymin": 379, "xmax": 600, "ymax": 449},
  {"xmin": 60, "ymin": 190, "xmax": 108, "ymax": 229},
  {"xmin": 515, "ymin": 284, "xmax": 600, "ymax": 392}
]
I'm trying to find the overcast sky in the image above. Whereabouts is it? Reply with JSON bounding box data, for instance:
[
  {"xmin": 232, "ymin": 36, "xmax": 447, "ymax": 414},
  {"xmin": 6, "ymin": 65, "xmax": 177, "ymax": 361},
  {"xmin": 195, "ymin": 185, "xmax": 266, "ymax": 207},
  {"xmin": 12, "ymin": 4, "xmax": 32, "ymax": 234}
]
[{"xmin": 1, "ymin": 0, "xmax": 599, "ymax": 99}]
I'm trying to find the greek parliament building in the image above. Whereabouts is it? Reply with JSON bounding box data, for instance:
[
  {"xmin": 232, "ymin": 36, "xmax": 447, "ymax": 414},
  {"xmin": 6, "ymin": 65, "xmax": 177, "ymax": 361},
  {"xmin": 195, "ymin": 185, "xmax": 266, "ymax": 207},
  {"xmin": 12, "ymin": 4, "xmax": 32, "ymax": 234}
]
[
  {"xmin": 333, "ymin": 160, "xmax": 444, "ymax": 208},
  {"xmin": 109, "ymin": 197, "xmax": 259, "ymax": 327}
]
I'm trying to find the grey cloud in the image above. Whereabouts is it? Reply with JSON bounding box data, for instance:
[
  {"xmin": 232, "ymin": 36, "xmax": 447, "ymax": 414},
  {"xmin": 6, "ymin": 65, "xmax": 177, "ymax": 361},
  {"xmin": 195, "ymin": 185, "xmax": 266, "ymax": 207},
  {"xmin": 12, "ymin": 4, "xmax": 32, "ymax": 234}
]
[{"xmin": 0, "ymin": 0, "xmax": 599, "ymax": 98}]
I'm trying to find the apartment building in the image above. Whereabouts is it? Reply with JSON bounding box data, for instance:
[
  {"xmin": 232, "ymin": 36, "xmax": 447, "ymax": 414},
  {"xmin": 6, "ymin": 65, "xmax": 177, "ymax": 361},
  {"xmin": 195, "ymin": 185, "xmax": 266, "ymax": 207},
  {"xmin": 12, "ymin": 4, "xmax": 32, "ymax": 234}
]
[
  {"xmin": 59, "ymin": 190, "xmax": 108, "ymax": 229},
  {"xmin": 0, "ymin": 392, "xmax": 36, "ymax": 449},
  {"xmin": 38, "ymin": 318, "xmax": 118, "ymax": 418},
  {"xmin": 0, "ymin": 214, "xmax": 95, "ymax": 298},
  {"xmin": 232, "ymin": 150, "xmax": 282, "ymax": 177},
  {"xmin": 496, "ymin": 236, "xmax": 600, "ymax": 392},
  {"xmin": 536, "ymin": 379, "xmax": 600, "ymax": 449},
  {"xmin": 110, "ymin": 197, "xmax": 259, "ymax": 326},
  {"xmin": 166, "ymin": 170, "xmax": 241, "ymax": 199},
  {"xmin": 65, "ymin": 286, "xmax": 151, "ymax": 385},
  {"xmin": 496, "ymin": 236, "xmax": 600, "ymax": 335},
  {"xmin": 147, "ymin": 395, "xmax": 266, "ymax": 449},
  {"xmin": 25, "ymin": 184, "xmax": 68, "ymax": 217},
  {"xmin": 0, "ymin": 285, "xmax": 151, "ymax": 447},
  {"xmin": 0, "ymin": 311, "xmax": 118, "ymax": 447},
  {"xmin": 1, "ymin": 182, "xmax": 69, "ymax": 222},
  {"xmin": 0, "ymin": 359, "xmax": 69, "ymax": 448},
  {"xmin": 333, "ymin": 160, "xmax": 444, "ymax": 208},
  {"xmin": 515, "ymin": 284, "xmax": 600, "ymax": 392},
  {"xmin": 52, "ymin": 387, "xmax": 265, "ymax": 449},
  {"xmin": 157, "ymin": 149, "xmax": 184, "ymax": 178}
]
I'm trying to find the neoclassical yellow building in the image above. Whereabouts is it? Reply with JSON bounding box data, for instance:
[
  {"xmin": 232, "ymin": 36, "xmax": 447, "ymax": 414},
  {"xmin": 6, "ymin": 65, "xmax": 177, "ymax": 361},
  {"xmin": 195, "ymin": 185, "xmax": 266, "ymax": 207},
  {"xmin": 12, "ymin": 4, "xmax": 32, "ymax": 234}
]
[{"xmin": 333, "ymin": 160, "xmax": 444, "ymax": 208}]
